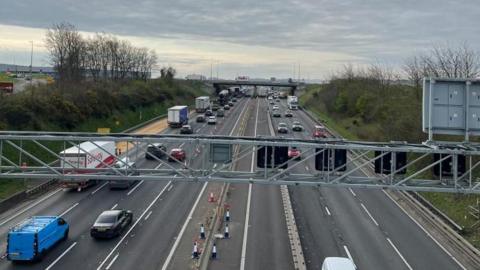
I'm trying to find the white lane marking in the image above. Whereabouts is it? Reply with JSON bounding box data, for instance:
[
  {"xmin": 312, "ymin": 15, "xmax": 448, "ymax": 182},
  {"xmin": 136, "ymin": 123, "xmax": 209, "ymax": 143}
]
[
  {"xmin": 305, "ymin": 166, "xmax": 310, "ymax": 171},
  {"xmin": 45, "ymin": 242, "xmax": 77, "ymax": 270},
  {"xmin": 161, "ymin": 182, "xmax": 208, "ymax": 270},
  {"xmin": 240, "ymin": 98, "xmax": 259, "ymax": 270},
  {"xmin": 105, "ymin": 253, "xmax": 119, "ymax": 270},
  {"xmin": 97, "ymin": 181, "xmax": 172, "ymax": 270},
  {"xmin": 144, "ymin": 211, "xmax": 153, "ymax": 221},
  {"xmin": 343, "ymin": 245, "xmax": 355, "ymax": 266},
  {"xmin": 382, "ymin": 190, "xmax": 467, "ymax": 270},
  {"xmin": 0, "ymin": 188, "xmax": 62, "ymax": 227},
  {"xmin": 91, "ymin": 182, "xmax": 108, "ymax": 195},
  {"xmin": 59, "ymin": 203, "xmax": 79, "ymax": 217},
  {"xmin": 360, "ymin": 203, "xmax": 379, "ymax": 226},
  {"xmin": 325, "ymin": 206, "xmax": 331, "ymax": 216},
  {"xmin": 349, "ymin": 188, "xmax": 356, "ymax": 197},
  {"xmin": 111, "ymin": 204, "xmax": 118, "ymax": 210},
  {"xmin": 240, "ymin": 183, "xmax": 252, "ymax": 270},
  {"xmin": 167, "ymin": 184, "xmax": 173, "ymax": 192},
  {"xmin": 386, "ymin": 238, "xmax": 413, "ymax": 270},
  {"xmin": 127, "ymin": 180, "xmax": 144, "ymax": 196}
]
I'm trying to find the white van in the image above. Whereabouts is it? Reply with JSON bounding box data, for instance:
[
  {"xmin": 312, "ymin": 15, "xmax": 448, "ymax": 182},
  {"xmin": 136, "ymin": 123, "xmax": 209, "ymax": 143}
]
[
  {"xmin": 108, "ymin": 157, "xmax": 138, "ymax": 189},
  {"xmin": 321, "ymin": 257, "xmax": 356, "ymax": 270}
]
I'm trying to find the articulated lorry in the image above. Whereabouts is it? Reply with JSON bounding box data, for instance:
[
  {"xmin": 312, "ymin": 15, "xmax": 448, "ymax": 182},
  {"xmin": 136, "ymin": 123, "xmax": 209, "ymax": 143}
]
[
  {"xmin": 287, "ymin": 95, "xmax": 299, "ymax": 110},
  {"xmin": 168, "ymin": 105, "xmax": 189, "ymax": 127},
  {"xmin": 195, "ymin": 96, "xmax": 210, "ymax": 113},
  {"xmin": 59, "ymin": 141, "xmax": 116, "ymax": 191}
]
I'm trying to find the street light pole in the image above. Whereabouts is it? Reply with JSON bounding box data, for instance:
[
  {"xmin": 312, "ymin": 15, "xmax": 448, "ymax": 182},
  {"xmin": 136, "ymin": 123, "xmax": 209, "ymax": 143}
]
[{"xmin": 29, "ymin": 41, "xmax": 33, "ymax": 85}]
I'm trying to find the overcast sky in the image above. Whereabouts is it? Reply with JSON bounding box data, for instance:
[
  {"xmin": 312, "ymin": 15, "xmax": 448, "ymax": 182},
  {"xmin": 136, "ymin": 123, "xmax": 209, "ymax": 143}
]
[{"xmin": 0, "ymin": 0, "xmax": 478, "ymax": 79}]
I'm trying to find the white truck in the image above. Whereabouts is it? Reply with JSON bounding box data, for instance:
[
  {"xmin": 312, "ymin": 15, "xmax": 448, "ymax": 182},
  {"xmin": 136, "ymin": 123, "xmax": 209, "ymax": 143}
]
[
  {"xmin": 59, "ymin": 141, "xmax": 116, "ymax": 191},
  {"xmin": 168, "ymin": 105, "xmax": 189, "ymax": 128},
  {"xmin": 287, "ymin": 95, "xmax": 299, "ymax": 110},
  {"xmin": 195, "ymin": 96, "xmax": 210, "ymax": 113}
]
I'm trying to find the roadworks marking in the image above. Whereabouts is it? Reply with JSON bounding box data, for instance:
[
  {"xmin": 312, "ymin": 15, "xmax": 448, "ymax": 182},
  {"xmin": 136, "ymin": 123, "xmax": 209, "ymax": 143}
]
[
  {"xmin": 325, "ymin": 206, "xmax": 331, "ymax": 216},
  {"xmin": 91, "ymin": 182, "xmax": 108, "ymax": 195},
  {"xmin": 105, "ymin": 253, "xmax": 119, "ymax": 270}
]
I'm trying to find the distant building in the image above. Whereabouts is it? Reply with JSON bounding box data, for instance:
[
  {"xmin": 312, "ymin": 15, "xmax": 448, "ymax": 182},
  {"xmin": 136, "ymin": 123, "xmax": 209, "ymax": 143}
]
[
  {"xmin": 186, "ymin": 74, "xmax": 207, "ymax": 80},
  {"xmin": 0, "ymin": 63, "xmax": 55, "ymax": 75}
]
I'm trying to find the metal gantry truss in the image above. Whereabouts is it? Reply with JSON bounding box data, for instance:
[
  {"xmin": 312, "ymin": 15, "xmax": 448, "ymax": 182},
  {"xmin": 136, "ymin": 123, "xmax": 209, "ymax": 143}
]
[{"xmin": 2, "ymin": 131, "xmax": 480, "ymax": 193}]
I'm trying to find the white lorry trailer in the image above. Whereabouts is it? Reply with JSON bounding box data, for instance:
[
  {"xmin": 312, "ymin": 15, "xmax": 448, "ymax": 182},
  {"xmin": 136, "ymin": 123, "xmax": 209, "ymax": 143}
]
[
  {"xmin": 59, "ymin": 141, "xmax": 116, "ymax": 191},
  {"xmin": 168, "ymin": 105, "xmax": 189, "ymax": 128},
  {"xmin": 287, "ymin": 95, "xmax": 299, "ymax": 110},
  {"xmin": 195, "ymin": 96, "xmax": 210, "ymax": 113}
]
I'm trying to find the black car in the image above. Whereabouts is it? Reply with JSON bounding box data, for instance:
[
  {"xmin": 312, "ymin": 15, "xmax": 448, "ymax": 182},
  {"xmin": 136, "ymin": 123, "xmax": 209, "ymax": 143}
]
[
  {"xmin": 232, "ymin": 98, "xmax": 237, "ymax": 102},
  {"xmin": 145, "ymin": 143, "xmax": 167, "ymax": 159},
  {"xmin": 285, "ymin": 111, "xmax": 293, "ymax": 117},
  {"xmin": 211, "ymin": 104, "xmax": 219, "ymax": 111},
  {"xmin": 196, "ymin": 115, "xmax": 206, "ymax": 122},
  {"xmin": 277, "ymin": 123, "xmax": 288, "ymax": 133},
  {"xmin": 90, "ymin": 210, "xmax": 133, "ymax": 239},
  {"xmin": 205, "ymin": 110, "xmax": 213, "ymax": 116},
  {"xmin": 224, "ymin": 105, "xmax": 230, "ymax": 110},
  {"xmin": 228, "ymin": 101, "xmax": 234, "ymax": 107},
  {"xmin": 180, "ymin": 125, "xmax": 193, "ymax": 134}
]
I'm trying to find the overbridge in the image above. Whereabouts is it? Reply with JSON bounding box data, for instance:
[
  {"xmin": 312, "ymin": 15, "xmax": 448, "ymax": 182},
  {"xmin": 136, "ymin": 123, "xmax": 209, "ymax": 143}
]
[{"xmin": 209, "ymin": 79, "xmax": 301, "ymax": 95}]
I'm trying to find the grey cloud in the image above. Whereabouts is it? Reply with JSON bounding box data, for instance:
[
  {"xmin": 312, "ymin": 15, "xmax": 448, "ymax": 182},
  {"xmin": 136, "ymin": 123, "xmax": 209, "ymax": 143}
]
[{"xmin": 1, "ymin": 0, "xmax": 479, "ymax": 65}]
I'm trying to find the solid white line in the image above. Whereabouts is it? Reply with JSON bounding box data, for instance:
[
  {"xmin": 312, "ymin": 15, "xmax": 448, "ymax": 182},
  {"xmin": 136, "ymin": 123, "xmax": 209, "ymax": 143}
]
[
  {"xmin": 382, "ymin": 190, "xmax": 467, "ymax": 270},
  {"xmin": 240, "ymin": 98, "xmax": 259, "ymax": 270},
  {"xmin": 0, "ymin": 188, "xmax": 62, "ymax": 227},
  {"xmin": 105, "ymin": 253, "xmax": 119, "ymax": 270},
  {"xmin": 144, "ymin": 211, "xmax": 153, "ymax": 221},
  {"xmin": 240, "ymin": 183, "xmax": 252, "ymax": 270},
  {"xmin": 305, "ymin": 166, "xmax": 309, "ymax": 171},
  {"xmin": 349, "ymin": 188, "xmax": 356, "ymax": 197},
  {"xmin": 45, "ymin": 242, "xmax": 77, "ymax": 270},
  {"xmin": 59, "ymin": 203, "xmax": 79, "ymax": 217},
  {"xmin": 111, "ymin": 204, "xmax": 118, "ymax": 210},
  {"xmin": 91, "ymin": 182, "xmax": 108, "ymax": 195},
  {"xmin": 97, "ymin": 181, "xmax": 172, "ymax": 270},
  {"xmin": 360, "ymin": 203, "xmax": 379, "ymax": 226},
  {"xmin": 127, "ymin": 180, "xmax": 144, "ymax": 196},
  {"xmin": 325, "ymin": 206, "xmax": 331, "ymax": 216},
  {"xmin": 386, "ymin": 238, "xmax": 413, "ymax": 270},
  {"xmin": 161, "ymin": 182, "xmax": 208, "ymax": 270},
  {"xmin": 343, "ymin": 245, "xmax": 355, "ymax": 266}
]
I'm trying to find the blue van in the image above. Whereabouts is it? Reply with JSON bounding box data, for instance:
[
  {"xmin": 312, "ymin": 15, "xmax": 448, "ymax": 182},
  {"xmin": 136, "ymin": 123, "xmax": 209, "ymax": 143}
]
[{"xmin": 7, "ymin": 216, "xmax": 69, "ymax": 261}]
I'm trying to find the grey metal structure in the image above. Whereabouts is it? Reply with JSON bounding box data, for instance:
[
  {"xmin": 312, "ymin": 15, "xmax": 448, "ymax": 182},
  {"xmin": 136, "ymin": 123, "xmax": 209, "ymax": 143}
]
[
  {"xmin": 423, "ymin": 77, "xmax": 480, "ymax": 141},
  {"xmin": 2, "ymin": 131, "xmax": 480, "ymax": 194}
]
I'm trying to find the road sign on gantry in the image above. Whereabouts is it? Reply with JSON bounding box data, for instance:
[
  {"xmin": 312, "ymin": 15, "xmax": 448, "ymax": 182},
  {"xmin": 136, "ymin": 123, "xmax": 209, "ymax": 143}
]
[{"xmin": 423, "ymin": 78, "xmax": 480, "ymax": 140}]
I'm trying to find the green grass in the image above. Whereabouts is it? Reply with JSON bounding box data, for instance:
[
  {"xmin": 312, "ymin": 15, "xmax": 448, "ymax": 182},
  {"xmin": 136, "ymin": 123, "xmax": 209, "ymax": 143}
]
[
  {"xmin": 0, "ymin": 180, "xmax": 25, "ymax": 199},
  {"xmin": 0, "ymin": 72, "xmax": 15, "ymax": 83}
]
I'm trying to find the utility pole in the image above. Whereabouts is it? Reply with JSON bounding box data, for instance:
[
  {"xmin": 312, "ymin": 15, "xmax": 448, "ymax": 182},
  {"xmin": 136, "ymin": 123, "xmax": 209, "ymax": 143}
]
[
  {"xmin": 29, "ymin": 41, "xmax": 33, "ymax": 85},
  {"xmin": 216, "ymin": 61, "xmax": 219, "ymax": 80},
  {"xmin": 210, "ymin": 60, "xmax": 213, "ymax": 80},
  {"xmin": 293, "ymin": 64, "xmax": 296, "ymax": 82}
]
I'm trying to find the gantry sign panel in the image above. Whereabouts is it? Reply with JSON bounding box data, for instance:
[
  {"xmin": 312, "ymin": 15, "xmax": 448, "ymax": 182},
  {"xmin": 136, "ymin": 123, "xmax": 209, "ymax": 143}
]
[{"xmin": 423, "ymin": 78, "xmax": 480, "ymax": 139}]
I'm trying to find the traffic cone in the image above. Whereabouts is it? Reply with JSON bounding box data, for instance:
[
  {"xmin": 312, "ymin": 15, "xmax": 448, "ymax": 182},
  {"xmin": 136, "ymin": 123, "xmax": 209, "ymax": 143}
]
[
  {"xmin": 200, "ymin": 224, "xmax": 205, "ymax": 239},
  {"xmin": 211, "ymin": 243, "xmax": 217, "ymax": 259},
  {"xmin": 208, "ymin": 192, "xmax": 215, "ymax": 202},
  {"xmin": 224, "ymin": 224, "xmax": 229, "ymax": 239},
  {"xmin": 192, "ymin": 241, "xmax": 199, "ymax": 259},
  {"xmin": 225, "ymin": 209, "xmax": 230, "ymax": 222}
]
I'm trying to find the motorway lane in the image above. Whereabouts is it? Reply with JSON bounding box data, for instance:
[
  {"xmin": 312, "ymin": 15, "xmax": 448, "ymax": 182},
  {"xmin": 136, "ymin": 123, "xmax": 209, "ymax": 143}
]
[
  {"xmin": 244, "ymin": 98, "xmax": 294, "ymax": 270},
  {"xmin": 208, "ymin": 98, "xmax": 259, "ymax": 269},
  {"xmin": 0, "ymin": 98, "xmax": 249, "ymax": 270},
  {"xmin": 102, "ymin": 98, "xmax": 251, "ymax": 270},
  {"xmin": 272, "ymin": 98, "xmax": 462, "ymax": 269}
]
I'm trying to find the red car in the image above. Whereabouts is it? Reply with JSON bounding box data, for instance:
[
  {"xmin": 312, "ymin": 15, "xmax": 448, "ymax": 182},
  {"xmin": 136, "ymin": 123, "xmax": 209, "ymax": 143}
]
[
  {"xmin": 288, "ymin": 147, "xmax": 301, "ymax": 160},
  {"xmin": 313, "ymin": 125, "xmax": 328, "ymax": 138},
  {"xmin": 168, "ymin": 148, "xmax": 186, "ymax": 162}
]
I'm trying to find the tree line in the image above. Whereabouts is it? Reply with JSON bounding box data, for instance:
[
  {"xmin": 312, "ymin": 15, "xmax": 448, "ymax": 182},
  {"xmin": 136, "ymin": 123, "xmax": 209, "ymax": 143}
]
[{"xmin": 45, "ymin": 22, "xmax": 158, "ymax": 82}]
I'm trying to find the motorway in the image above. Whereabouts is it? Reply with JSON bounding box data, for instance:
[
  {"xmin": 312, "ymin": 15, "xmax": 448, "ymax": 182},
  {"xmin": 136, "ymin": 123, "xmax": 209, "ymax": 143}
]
[
  {"xmin": 268, "ymin": 98, "xmax": 464, "ymax": 270},
  {"xmin": 0, "ymin": 97, "xmax": 250, "ymax": 270},
  {"xmin": 0, "ymin": 94, "xmax": 470, "ymax": 270}
]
